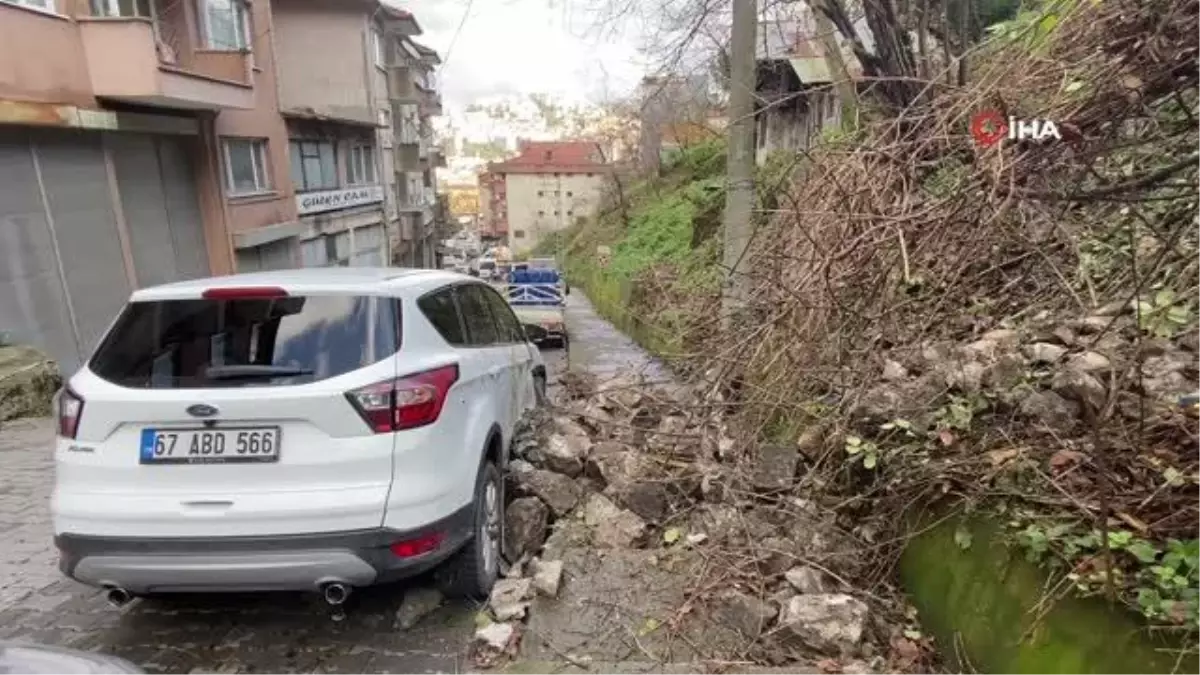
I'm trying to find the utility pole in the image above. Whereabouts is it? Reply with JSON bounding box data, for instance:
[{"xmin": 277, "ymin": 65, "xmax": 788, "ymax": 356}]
[{"xmin": 720, "ymin": 0, "xmax": 757, "ymax": 329}]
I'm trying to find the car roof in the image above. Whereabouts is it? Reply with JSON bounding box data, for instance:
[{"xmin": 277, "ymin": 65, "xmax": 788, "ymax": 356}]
[{"xmin": 129, "ymin": 267, "xmax": 478, "ymax": 301}]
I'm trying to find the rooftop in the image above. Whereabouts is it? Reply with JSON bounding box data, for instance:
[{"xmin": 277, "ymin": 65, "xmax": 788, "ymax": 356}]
[{"xmin": 487, "ymin": 140, "xmax": 610, "ymax": 175}]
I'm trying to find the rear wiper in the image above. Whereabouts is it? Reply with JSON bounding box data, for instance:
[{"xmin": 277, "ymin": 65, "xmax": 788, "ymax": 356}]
[{"xmin": 204, "ymin": 364, "xmax": 314, "ymax": 380}]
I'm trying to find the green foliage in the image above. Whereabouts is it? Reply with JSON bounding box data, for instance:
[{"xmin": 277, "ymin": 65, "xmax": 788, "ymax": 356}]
[
  {"xmin": 1135, "ymin": 288, "xmax": 1194, "ymax": 339},
  {"xmin": 1009, "ymin": 518, "xmax": 1200, "ymax": 627},
  {"xmin": 984, "ymin": 0, "xmax": 1088, "ymax": 51},
  {"xmin": 845, "ymin": 434, "xmax": 882, "ymax": 470},
  {"xmin": 922, "ymin": 158, "xmax": 970, "ymax": 199}
]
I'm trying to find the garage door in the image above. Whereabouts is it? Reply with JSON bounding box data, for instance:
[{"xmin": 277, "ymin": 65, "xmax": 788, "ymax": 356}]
[
  {"xmin": 0, "ymin": 128, "xmax": 131, "ymax": 373},
  {"xmin": 108, "ymin": 133, "xmax": 209, "ymax": 288}
]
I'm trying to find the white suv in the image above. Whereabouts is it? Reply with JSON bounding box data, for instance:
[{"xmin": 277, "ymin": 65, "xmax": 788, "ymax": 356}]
[{"xmin": 51, "ymin": 268, "xmax": 546, "ymax": 603}]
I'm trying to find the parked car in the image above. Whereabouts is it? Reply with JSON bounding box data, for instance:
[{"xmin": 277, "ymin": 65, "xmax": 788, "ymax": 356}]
[{"xmin": 51, "ymin": 268, "xmax": 547, "ymax": 607}]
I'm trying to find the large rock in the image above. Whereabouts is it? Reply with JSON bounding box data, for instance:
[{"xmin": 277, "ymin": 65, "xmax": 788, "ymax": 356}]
[
  {"xmin": 514, "ymin": 470, "xmax": 582, "ymax": 517},
  {"xmin": 505, "ymin": 497, "xmax": 549, "ymax": 560},
  {"xmin": 604, "ymin": 481, "xmax": 672, "ymax": 522},
  {"xmin": 1024, "ymin": 342, "xmax": 1068, "ymax": 364},
  {"xmin": 1018, "ymin": 390, "xmax": 1080, "ymax": 425},
  {"xmin": 757, "ymin": 537, "xmax": 801, "ymax": 577},
  {"xmin": 784, "ymin": 566, "xmax": 828, "ymax": 594},
  {"xmin": 583, "ymin": 493, "xmax": 647, "ymax": 548},
  {"xmin": 531, "ymin": 558, "xmax": 564, "ymax": 598},
  {"xmin": 1067, "ymin": 351, "xmax": 1112, "ymax": 374},
  {"xmin": 779, "ymin": 594, "xmax": 870, "ymax": 655},
  {"xmin": 489, "ymin": 577, "xmax": 533, "ymax": 621},
  {"xmin": 474, "ymin": 621, "xmax": 516, "ymax": 651},
  {"xmin": 554, "ymin": 416, "xmax": 591, "ymax": 439},
  {"xmin": 536, "ymin": 433, "xmax": 588, "ymax": 477},
  {"xmin": 1051, "ymin": 370, "xmax": 1107, "ymax": 412},
  {"xmin": 0, "ymin": 345, "xmax": 61, "ymax": 422},
  {"xmin": 984, "ymin": 353, "xmax": 1027, "ymax": 390},
  {"xmin": 717, "ymin": 590, "xmax": 777, "ymax": 638},
  {"xmin": 542, "ymin": 519, "xmax": 591, "ymax": 560},
  {"xmin": 586, "ymin": 448, "xmax": 646, "ymax": 490},
  {"xmin": 881, "ymin": 359, "xmax": 907, "ymax": 381}
]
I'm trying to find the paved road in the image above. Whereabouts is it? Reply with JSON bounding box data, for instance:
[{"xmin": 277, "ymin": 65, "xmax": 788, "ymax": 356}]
[{"xmin": 0, "ymin": 292, "xmax": 657, "ymax": 673}]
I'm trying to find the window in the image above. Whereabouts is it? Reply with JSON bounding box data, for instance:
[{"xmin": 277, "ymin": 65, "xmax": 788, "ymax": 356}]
[
  {"xmin": 89, "ymin": 295, "xmax": 393, "ymax": 389},
  {"xmin": 586, "ymin": 173, "xmax": 594, "ymax": 178},
  {"xmin": 288, "ymin": 139, "xmax": 338, "ymax": 192},
  {"xmin": 222, "ymin": 138, "xmax": 271, "ymax": 196},
  {"xmin": 202, "ymin": 0, "xmax": 250, "ymax": 51},
  {"xmin": 553, "ymin": 210, "xmax": 560, "ymax": 216},
  {"xmin": 566, "ymin": 191, "xmax": 573, "ymax": 197},
  {"xmin": 566, "ymin": 210, "xmax": 574, "ymax": 217},
  {"xmin": 481, "ymin": 286, "xmax": 525, "ymax": 343},
  {"xmin": 536, "ymin": 191, "xmax": 544, "ymax": 197},
  {"xmin": 554, "ymin": 190, "xmax": 560, "ymax": 197},
  {"xmin": 456, "ymin": 284, "xmax": 498, "ymax": 345},
  {"xmin": 418, "ymin": 288, "xmax": 466, "ymax": 346},
  {"xmin": 91, "ymin": 0, "xmax": 150, "ymax": 17},
  {"xmin": 513, "ymin": 230, "xmax": 526, "ymax": 239},
  {"xmin": 372, "ymin": 27, "xmax": 385, "ymax": 67},
  {"xmin": 537, "ymin": 210, "xmax": 545, "ymax": 216},
  {"xmin": 348, "ymin": 144, "xmax": 377, "ymax": 185},
  {"xmin": 378, "ymin": 107, "xmax": 392, "ymax": 129},
  {"xmin": 9, "ymin": 0, "xmax": 54, "ymax": 11}
]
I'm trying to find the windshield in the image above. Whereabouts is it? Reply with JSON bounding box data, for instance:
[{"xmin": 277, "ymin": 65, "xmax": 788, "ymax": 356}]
[
  {"xmin": 89, "ymin": 295, "xmax": 396, "ymax": 388},
  {"xmin": 479, "ymin": 261, "xmax": 496, "ymax": 270}
]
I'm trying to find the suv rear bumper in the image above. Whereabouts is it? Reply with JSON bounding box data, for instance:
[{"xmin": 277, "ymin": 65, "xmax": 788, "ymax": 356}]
[{"xmin": 55, "ymin": 504, "xmax": 473, "ymax": 594}]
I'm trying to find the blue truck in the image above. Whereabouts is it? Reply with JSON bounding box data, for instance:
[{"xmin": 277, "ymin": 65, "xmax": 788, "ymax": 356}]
[{"xmin": 504, "ymin": 266, "xmax": 568, "ymax": 349}]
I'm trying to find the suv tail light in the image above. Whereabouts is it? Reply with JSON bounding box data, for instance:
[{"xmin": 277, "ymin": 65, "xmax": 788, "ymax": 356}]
[
  {"xmin": 202, "ymin": 286, "xmax": 288, "ymax": 300},
  {"xmin": 346, "ymin": 365, "xmax": 459, "ymax": 433},
  {"xmin": 58, "ymin": 387, "xmax": 84, "ymax": 439}
]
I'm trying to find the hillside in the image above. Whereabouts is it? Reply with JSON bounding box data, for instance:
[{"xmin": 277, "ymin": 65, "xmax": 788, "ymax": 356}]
[{"xmin": 554, "ymin": 0, "xmax": 1199, "ymax": 651}]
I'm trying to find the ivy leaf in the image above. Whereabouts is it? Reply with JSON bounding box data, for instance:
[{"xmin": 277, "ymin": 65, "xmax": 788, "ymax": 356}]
[
  {"xmin": 1126, "ymin": 540, "xmax": 1160, "ymax": 564},
  {"xmin": 1107, "ymin": 530, "xmax": 1133, "ymax": 549},
  {"xmin": 1064, "ymin": 80, "xmax": 1085, "ymax": 93},
  {"xmin": 663, "ymin": 527, "xmax": 682, "ymax": 545},
  {"xmin": 954, "ymin": 525, "xmax": 973, "ymax": 550},
  {"xmin": 863, "ymin": 453, "xmax": 878, "ymax": 469},
  {"xmin": 638, "ymin": 617, "xmax": 662, "ymax": 636},
  {"xmin": 903, "ymin": 629, "xmax": 923, "ymax": 640}
]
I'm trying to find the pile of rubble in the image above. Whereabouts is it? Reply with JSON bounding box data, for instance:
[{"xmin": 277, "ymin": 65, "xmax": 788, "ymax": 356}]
[
  {"xmin": 465, "ymin": 371, "xmax": 930, "ymax": 672},
  {"xmin": 0, "ymin": 344, "xmax": 61, "ymax": 423}
]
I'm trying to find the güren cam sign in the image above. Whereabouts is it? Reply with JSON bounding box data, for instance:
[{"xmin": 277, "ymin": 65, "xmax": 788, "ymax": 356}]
[{"xmin": 296, "ymin": 185, "xmax": 384, "ymax": 216}]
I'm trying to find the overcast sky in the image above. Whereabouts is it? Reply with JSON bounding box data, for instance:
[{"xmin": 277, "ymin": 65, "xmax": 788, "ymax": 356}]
[{"xmin": 389, "ymin": 0, "xmax": 650, "ymax": 110}]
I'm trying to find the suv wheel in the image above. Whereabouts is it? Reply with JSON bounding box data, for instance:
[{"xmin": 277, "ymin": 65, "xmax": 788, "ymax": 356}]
[{"xmin": 440, "ymin": 460, "xmax": 502, "ymax": 599}]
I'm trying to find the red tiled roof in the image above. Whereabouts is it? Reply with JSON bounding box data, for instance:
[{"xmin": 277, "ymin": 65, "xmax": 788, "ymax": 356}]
[{"xmin": 488, "ymin": 141, "xmax": 611, "ymax": 174}]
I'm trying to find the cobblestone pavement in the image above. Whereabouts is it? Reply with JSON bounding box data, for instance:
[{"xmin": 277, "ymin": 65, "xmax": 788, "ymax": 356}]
[{"xmin": 0, "ymin": 293, "xmax": 659, "ymax": 673}]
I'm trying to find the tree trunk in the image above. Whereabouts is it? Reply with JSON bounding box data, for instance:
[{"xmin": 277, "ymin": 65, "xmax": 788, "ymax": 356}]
[
  {"xmin": 720, "ymin": 0, "xmax": 757, "ymax": 329},
  {"xmin": 809, "ymin": 1, "xmax": 858, "ymax": 131}
]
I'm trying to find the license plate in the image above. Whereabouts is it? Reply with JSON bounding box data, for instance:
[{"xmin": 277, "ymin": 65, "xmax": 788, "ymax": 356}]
[{"xmin": 139, "ymin": 427, "xmax": 281, "ymax": 465}]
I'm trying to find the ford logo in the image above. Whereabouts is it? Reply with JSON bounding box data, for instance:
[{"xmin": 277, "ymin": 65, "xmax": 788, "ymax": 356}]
[{"xmin": 186, "ymin": 404, "xmax": 219, "ymax": 418}]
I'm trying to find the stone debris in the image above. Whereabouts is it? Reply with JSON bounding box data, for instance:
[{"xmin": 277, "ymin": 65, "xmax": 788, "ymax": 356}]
[
  {"xmin": 394, "ymin": 586, "xmax": 444, "ymax": 629},
  {"xmin": 604, "ymin": 480, "xmax": 671, "ymax": 522},
  {"xmin": 1024, "ymin": 342, "xmax": 1068, "ymax": 363},
  {"xmin": 505, "ymin": 497, "xmax": 549, "ymax": 560},
  {"xmin": 583, "ymin": 493, "xmax": 647, "ymax": 548},
  {"xmin": 474, "ymin": 620, "xmax": 516, "ymax": 651},
  {"xmin": 489, "ymin": 577, "xmax": 533, "ymax": 621},
  {"xmin": 718, "ymin": 590, "xmax": 777, "ymax": 638},
  {"xmin": 514, "ymin": 469, "xmax": 582, "ymax": 517},
  {"xmin": 750, "ymin": 444, "xmax": 800, "ymax": 491},
  {"xmin": 1067, "ymin": 351, "xmax": 1112, "ymax": 374},
  {"xmin": 538, "ymin": 433, "xmax": 588, "ymax": 477},
  {"xmin": 0, "ymin": 345, "xmax": 61, "ymax": 422},
  {"xmin": 779, "ymin": 593, "xmax": 870, "ymax": 656},
  {"xmin": 784, "ymin": 566, "xmax": 828, "ymax": 595},
  {"xmin": 531, "ymin": 558, "xmax": 564, "ymax": 598}
]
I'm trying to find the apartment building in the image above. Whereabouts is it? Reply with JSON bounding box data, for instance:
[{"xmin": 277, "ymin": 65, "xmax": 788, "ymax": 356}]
[
  {"xmin": 481, "ymin": 141, "xmax": 610, "ymax": 254},
  {"xmin": 0, "ymin": 0, "xmax": 445, "ymax": 372},
  {"xmin": 0, "ymin": 0, "xmax": 295, "ymax": 372},
  {"xmin": 383, "ymin": 6, "xmax": 445, "ymax": 268}
]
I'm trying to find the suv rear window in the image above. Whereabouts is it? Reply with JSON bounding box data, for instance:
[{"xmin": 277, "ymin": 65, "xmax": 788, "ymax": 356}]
[{"xmin": 90, "ymin": 295, "xmax": 397, "ymax": 388}]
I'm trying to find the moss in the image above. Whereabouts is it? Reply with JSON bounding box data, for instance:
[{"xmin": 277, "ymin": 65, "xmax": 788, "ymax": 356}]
[{"xmin": 901, "ymin": 516, "xmax": 1198, "ymax": 674}]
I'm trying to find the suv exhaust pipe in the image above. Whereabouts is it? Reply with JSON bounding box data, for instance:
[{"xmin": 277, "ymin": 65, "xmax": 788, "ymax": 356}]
[
  {"xmin": 321, "ymin": 582, "xmax": 350, "ymax": 606},
  {"xmin": 105, "ymin": 587, "xmax": 132, "ymax": 608}
]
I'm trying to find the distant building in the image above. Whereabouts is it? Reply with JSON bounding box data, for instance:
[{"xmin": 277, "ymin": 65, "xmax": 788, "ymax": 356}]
[{"xmin": 480, "ymin": 141, "xmax": 611, "ymax": 253}]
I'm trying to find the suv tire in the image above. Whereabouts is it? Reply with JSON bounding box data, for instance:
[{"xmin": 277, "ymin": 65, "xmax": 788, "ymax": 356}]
[
  {"xmin": 533, "ymin": 372, "xmax": 547, "ymax": 406},
  {"xmin": 440, "ymin": 460, "xmax": 502, "ymax": 600}
]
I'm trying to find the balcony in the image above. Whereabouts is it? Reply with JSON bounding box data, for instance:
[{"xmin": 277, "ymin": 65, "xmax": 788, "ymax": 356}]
[
  {"xmin": 396, "ymin": 173, "xmax": 433, "ymax": 212},
  {"xmin": 79, "ymin": 4, "xmax": 253, "ymax": 111}
]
